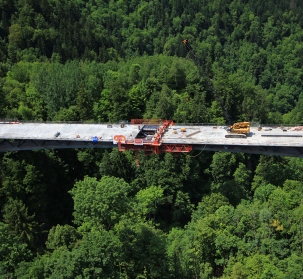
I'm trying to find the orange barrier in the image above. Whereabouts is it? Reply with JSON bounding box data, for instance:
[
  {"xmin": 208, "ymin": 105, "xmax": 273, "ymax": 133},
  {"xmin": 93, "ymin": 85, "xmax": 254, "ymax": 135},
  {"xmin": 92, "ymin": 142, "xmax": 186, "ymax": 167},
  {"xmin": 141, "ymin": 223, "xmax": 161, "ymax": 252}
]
[
  {"xmin": 113, "ymin": 135, "xmax": 126, "ymax": 143},
  {"xmin": 134, "ymin": 139, "xmax": 144, "ymax": 145}
]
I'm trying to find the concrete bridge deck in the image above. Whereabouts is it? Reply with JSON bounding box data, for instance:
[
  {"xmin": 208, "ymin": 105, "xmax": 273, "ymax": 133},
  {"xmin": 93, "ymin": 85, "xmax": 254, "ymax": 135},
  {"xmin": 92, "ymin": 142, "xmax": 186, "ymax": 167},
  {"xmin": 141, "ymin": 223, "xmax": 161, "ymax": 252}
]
[{"xmin": 0, "ymin": 122, "xmax": 303, "ymax": 157}]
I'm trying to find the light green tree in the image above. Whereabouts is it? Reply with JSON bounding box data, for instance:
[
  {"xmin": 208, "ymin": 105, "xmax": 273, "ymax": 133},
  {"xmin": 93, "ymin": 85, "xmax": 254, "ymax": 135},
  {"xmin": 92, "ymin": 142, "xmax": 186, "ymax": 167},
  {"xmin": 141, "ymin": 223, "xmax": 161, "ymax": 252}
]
[
  {"xmin": 70, "ymin": 176, "xmax": 132, "ymax": 230},
  {"xmin": 46, "ymin": 224, "xmax": 80, "ymax": 250}
]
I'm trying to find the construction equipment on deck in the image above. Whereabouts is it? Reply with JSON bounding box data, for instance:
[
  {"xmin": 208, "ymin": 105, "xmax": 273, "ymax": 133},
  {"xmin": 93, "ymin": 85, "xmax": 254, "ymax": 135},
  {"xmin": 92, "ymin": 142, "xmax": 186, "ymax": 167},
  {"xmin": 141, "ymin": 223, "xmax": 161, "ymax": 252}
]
[{"xmin": 225, "ymin": 122, "xmax": 250, "ymax": 138}]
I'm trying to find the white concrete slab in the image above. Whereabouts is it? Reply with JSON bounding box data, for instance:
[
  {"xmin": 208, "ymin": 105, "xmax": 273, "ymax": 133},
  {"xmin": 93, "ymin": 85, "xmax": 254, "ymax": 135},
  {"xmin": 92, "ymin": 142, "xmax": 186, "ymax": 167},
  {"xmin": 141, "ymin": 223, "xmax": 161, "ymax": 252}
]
[{"xmin": 0, "ymin": 123, "xmax": 302, "ymax": 147}]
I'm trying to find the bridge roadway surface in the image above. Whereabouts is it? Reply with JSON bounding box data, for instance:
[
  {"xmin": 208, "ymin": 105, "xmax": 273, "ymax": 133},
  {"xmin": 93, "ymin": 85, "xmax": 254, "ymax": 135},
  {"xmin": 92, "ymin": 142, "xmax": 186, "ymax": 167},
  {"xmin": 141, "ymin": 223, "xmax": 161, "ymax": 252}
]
[{"xmin": 0, "ymin": 122, "xmax": 303, "ymax": 157}]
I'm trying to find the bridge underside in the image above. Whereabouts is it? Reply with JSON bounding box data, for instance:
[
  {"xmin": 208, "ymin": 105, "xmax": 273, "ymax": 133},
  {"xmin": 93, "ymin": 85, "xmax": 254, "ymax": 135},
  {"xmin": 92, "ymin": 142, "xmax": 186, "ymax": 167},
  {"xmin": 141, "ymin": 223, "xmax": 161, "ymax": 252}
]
[
  {"xmin": 194, "ymin": 144, "xmax": 303, "ymax": 157},
  {"xmin": 0, "ymin": 139, "xmax": 114, "ymax": 152},
  {"xmin": 0, "ymin": 139, "xmax": 303, "ymax": 157}
]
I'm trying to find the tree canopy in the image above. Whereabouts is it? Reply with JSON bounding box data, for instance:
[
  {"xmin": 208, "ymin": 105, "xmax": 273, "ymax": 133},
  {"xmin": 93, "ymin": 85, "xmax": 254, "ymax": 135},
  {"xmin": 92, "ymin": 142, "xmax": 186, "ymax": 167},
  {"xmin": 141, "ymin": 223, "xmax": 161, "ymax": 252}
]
[{"xmin": 1, "ymin": 0, "xmax": 303, "ymax": 278}]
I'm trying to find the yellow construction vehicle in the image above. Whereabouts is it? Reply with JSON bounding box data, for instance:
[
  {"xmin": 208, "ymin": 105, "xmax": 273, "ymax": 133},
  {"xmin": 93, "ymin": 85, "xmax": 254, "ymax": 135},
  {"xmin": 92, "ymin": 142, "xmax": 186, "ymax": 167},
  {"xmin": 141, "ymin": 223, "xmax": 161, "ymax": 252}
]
[{"xmin": 225, "ymin": 122, "xmax": 250, "ymax": 138}]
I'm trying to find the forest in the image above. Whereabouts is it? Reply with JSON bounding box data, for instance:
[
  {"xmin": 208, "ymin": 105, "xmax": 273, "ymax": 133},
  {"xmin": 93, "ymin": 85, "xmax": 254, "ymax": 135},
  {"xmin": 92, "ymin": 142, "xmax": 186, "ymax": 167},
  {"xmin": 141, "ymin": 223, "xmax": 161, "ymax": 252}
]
[{"xmin": 1, "ymin": 0, "xmax": 303, "ymax": 278}]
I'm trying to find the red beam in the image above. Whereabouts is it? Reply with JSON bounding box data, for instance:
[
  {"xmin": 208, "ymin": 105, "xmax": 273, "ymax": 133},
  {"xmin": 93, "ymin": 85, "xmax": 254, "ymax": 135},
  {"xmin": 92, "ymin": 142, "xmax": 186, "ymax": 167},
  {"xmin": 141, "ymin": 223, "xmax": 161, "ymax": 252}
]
[{"xmin": 118, "ymin": 143, "xmax": 192, "ymax": 154}]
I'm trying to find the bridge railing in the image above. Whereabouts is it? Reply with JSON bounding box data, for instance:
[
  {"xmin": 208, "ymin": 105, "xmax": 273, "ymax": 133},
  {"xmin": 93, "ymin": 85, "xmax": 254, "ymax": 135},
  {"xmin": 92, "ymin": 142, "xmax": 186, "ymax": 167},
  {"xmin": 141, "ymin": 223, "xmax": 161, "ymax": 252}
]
[
  {"xmin": 0, "ymin": 119, "xmax": 117, "ymax": 125},
  {"xmin": 1, "ymin": 119, "xmax": 302, "ymax": 128}
]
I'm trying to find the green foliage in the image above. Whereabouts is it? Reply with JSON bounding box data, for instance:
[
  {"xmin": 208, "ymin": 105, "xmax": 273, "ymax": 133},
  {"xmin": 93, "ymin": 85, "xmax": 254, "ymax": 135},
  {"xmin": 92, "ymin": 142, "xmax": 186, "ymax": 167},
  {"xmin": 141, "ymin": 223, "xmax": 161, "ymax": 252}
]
[
  {"xmin": 2, "ymin": 199, "xmax": 38, "ymax": 248},
  {"xmin": 116, "ymin": 222, "xmax": 169, "ymax": 279},
  {"xmin": 70, "ymin": 176, "xmax": 132, "ymax": 230},
  {"xmin": 207, "ymin": 152, "xmax": 251, "ymax": 205},
  {"xmin": 252, "ymin": 156, "xmax": 294, "ymax": 190},
  {"xmin": 2, "ymin": 0, "xmax": 303, "ymax": 277},
  {"xmin": 31, "ymin": 61, "xmax": 83, "ymax": 118},
  {"xmin": 31, "ymin": 229, "xmax": 122, "ymax": 279},
  {"xmin": 99, "ymin": 149, "xmax": 136, "ymax": 183},
  {"xmin": 135, "ymin": 185, "xmax": 164, "ymax": 221},
  {"xmin": 0, "ymin": 82, "xmax": 6, "ymax": 116},
  {"xmin": 0, "ymin": 222, "xmax": 32, "ymax": 277},
  {"xmin": 46, "ymin": 224, "xmax": 80, "ymax": 250},
  {"xmin": 192, "ymin": 192, "xmax": 229, "ymax": 221}
]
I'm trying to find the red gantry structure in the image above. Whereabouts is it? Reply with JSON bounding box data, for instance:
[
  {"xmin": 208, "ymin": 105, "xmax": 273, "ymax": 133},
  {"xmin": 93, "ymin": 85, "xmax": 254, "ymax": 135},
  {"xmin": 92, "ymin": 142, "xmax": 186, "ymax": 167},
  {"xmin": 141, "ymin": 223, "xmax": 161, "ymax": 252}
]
[{"xmin": 115, "ymin": 119, "xmax": 192, "ymax": 155}]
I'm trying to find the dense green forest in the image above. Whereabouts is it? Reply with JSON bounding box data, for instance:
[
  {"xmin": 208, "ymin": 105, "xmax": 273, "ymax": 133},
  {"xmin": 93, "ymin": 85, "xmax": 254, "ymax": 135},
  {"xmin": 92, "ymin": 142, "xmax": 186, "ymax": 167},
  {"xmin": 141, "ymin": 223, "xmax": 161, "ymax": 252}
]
[{"xmin": 1, "ymin": 0, "xmax": 303, "ymax": 278}]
